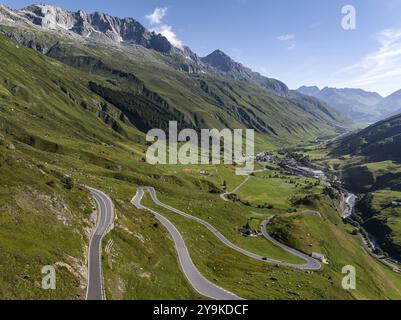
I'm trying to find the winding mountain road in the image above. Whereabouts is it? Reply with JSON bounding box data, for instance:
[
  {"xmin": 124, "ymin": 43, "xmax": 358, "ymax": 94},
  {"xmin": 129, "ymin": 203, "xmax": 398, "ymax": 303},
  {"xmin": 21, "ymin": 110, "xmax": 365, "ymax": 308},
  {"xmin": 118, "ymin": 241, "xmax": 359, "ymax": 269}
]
[
  {"xmin": 86, "ymin": 187, "xmax": 115, "ymax": 301},
  {"xmin": 133, "ymin": 187, "xmax": 321, "ymax": 281},
  {"xmin": 132, "ymin": 188, "xmax": 243, "ymax": 300},
  {"xmin": 260, "ymin": 216, "xmax": 321, "ymax": 270}
]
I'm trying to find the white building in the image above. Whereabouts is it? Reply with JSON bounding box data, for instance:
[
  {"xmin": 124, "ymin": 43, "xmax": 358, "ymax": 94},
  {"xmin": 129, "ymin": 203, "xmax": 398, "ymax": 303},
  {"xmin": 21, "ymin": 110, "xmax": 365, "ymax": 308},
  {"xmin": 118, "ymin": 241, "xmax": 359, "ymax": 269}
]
[{"xmin": 311, "ymin": 252, "xmax": 329, "ymax": 265}]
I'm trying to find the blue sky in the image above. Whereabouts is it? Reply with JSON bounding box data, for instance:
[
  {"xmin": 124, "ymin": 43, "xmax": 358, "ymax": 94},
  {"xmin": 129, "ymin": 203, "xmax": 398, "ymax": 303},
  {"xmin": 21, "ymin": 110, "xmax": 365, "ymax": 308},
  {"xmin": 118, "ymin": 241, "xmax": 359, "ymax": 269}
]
[{"xmin": 3, "ymin": 0, "xmax": 401, "ymax": 96}]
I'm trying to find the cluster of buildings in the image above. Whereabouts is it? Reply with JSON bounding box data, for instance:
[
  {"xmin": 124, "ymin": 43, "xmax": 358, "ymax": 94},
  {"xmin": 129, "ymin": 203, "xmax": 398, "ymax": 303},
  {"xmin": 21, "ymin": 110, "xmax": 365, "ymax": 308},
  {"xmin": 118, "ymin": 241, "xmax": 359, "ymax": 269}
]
[
  {"xmin": 255, "ymin": 152, "xmax": 328, "ymax": 184},
  {"xmin": 254, "ymin": 152, "xmax": 297, "ymax": 166}
]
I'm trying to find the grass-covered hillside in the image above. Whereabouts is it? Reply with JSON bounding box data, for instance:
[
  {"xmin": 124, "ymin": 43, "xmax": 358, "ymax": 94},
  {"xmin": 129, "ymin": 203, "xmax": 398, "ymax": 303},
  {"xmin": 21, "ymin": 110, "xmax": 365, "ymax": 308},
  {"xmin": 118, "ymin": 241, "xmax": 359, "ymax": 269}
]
[
  {"xmin": 0, "ymin": 13, "xmax": 398, "ymax": 300},
  {"xmin": 0, "ymin": 33, "xmax": 201, "ymax": 299},
  {"xmin": 265, "ymin": 204, "xmax": 401, "ymax": 299},
  {"xmin": 331, "ymin": 114, "xmax": 401, "ymax": 163},
  {"xmin": 139, "ymin": 163, "xmax": 401, "ymax": 300}
]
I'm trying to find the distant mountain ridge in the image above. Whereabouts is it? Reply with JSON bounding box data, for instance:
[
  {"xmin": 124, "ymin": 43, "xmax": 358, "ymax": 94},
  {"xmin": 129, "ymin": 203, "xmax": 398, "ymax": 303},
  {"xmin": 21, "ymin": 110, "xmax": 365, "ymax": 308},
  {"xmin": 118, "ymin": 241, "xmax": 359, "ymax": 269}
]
[
  {"xmin": 297, "ymin": 86, "xmax": 320, "ymax": 96},
  {"xmin": 298, "ymin": 86, "xmax": 383, "ymax": 123},
  {"xmin": 376, "ymin": 89, "xmax": 401, "ymax": 117}
]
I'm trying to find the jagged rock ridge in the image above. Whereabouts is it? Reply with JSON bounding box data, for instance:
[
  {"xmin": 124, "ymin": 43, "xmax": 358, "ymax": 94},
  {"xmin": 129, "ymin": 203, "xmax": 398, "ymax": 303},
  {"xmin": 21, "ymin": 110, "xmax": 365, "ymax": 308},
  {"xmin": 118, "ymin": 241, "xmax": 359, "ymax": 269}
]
[{"xmin": 0, "ymin": 4, "xmax": 174, "ymax": 53}]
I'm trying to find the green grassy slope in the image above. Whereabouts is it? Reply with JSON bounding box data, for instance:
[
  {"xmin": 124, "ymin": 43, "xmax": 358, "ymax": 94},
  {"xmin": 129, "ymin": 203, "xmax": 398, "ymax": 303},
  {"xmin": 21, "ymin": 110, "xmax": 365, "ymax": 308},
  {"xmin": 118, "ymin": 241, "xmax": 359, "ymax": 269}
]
[
  {"xmin": 331, "ymin": 114, "xmax": 401, "ymax": 162},
  {"xmin": 0, "ymin": 34, "xmax": 199, "ymax": 299},
  {"xmin": 328, "ymin": 115, "xmax": 401, "ymax": 261},
  {"xmin": 265, "ymin": 198, "xmax": 401, "ymax": 299},
  {"xmin": 133, "ymin": 157, "xmax": 401, "ymax": 299},
  {"xmin": 0, "ymin": 141, "xmax": 92, "ymax": 299},
  {"xmin": 141, "ymin": 181, "xmax": 401, "ymax": 299},
  {"xmin": 0, "ymin": 30, "xmax": 399, "ymax": 300}
]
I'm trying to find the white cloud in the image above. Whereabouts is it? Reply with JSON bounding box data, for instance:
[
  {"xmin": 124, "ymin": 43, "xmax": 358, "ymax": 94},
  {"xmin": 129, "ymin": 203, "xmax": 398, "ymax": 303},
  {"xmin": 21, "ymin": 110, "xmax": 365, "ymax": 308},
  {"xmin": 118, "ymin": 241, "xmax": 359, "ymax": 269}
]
[
  {"xmin": 335, "ymin": 29, "xmax": 401, "ymax": 96},
  {"xmin": 146, "ymin": 7, "xmax": 167, "ymax": 25},
  {"xmin": 152, "ymin": 25, "xmax": 183, "ymax": 49},
  {"xmin": 277, "ymin": 34, "xmax": 296, "ymax": 50},
  {"xmin": 288, "ymin": 43, "xmax": 296, "ymax": 50},
  {"xmin": 258, "ymin": 66, "xmax": 273, "ymax": 77},
  {"xmin": 146, "ymin": 7, "xmax": 184, "ymax": 50},
  {"xmin": 277, "ymin": 34, "xmax": 295, "ymax": 41}
]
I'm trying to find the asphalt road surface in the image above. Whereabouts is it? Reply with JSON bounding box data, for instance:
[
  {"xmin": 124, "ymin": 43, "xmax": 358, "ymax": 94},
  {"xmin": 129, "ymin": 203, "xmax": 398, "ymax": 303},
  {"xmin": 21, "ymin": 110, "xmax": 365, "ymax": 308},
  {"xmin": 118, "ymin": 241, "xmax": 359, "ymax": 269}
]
[
  {"xmin": 133, "ymin": 187, "xmax": 321, "ymax": 278},
  {"xmin": 260, "ymin": 216, "xmax": 321, "ymax": 270},
  {"xmin": 86, "ymin": 187, "xmax": 115, "ymax": 300},
  {"xmin": 132, "ymin": 188, "xmax": 243, "ymax": 300}
]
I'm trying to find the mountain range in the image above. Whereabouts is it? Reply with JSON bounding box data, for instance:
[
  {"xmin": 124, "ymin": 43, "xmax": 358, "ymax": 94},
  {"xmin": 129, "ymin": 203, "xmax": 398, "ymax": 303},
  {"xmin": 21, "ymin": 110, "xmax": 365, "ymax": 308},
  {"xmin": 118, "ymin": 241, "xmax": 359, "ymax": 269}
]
[
  {"xmin": 0, "ymin": 3, "xmax": 350, "ymax": 147},
  {"xmin": 0, "ymin": 4, "xmax": 290, "ymax": 95},
  {"xmin": 298, "ymin": 86, "xmax": 401, "ymax": 124}
]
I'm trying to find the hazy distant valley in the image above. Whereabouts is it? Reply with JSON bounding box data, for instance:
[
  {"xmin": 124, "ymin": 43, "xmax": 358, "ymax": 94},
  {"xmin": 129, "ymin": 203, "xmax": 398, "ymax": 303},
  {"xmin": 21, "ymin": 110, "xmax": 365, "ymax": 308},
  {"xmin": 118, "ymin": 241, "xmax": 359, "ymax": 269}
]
[{"xmin": 298, "ymin": 85, "xmax": 401, "ymax": 124}]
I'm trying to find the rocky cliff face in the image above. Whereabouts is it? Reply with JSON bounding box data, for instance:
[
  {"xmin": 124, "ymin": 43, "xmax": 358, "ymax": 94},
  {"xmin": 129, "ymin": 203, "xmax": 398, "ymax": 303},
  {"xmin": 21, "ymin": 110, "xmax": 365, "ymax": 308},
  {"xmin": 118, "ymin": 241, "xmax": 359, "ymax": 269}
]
[{"xmin": 0, "ymin": 4, "xmax": 173, "ymax": 53}]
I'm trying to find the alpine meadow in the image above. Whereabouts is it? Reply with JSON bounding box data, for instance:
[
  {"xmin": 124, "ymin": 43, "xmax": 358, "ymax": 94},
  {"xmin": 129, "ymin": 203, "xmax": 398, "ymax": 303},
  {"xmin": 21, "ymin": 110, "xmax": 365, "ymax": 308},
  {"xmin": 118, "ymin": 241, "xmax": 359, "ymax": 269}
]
[{"xmin": 1, "ymin": 1, "xmax": 401, "ymax": 306}]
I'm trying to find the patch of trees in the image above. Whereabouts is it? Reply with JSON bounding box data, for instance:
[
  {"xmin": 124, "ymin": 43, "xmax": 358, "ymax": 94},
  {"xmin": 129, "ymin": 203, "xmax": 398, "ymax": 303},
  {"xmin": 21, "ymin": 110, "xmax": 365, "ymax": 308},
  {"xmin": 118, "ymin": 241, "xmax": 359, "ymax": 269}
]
[
  {"xmin": 289, "ymin": 194, "xmax": 319, "ymax": 206},
  {"xmin": 257, "ymin": 203, "xmax": 274, "ymax": 209},
  {"xmin": 89, "ymin": 82, "xmax": 194, "ymax": 134}
]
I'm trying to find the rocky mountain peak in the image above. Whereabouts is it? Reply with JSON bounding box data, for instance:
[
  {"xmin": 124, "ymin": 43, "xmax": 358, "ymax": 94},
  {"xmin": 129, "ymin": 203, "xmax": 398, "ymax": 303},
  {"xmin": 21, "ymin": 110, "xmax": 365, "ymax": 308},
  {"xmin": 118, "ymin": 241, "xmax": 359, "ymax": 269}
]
[
  {"xmin": 209, "ymin": 49, "xmax": 231, "ymax": 59},
  {"xmin": 20, "ymin": 4, "xmax": 75, "ymax": 29},
  {"xmin": 0, "ymin": 3, "xmax": 174, "ymax": 53},
  {"xmin": 200, "ymin": 49, "xmax": 288, "ymax": 95},
  {"xmin": 297, "ymin": 86, "xmax": 320, "ymax": 96},
  {"xmin": 201, "ymin": 49, "xmax": 239, "ymax": 73}
]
